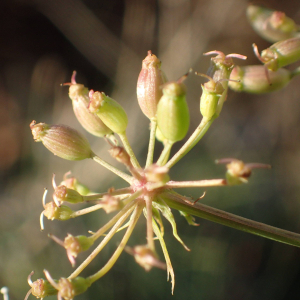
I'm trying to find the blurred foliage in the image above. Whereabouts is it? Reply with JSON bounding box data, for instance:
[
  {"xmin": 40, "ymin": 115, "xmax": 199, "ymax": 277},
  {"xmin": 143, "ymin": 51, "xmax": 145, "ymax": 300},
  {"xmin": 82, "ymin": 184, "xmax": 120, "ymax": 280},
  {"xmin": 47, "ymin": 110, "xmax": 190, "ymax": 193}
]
[{"xmin": 1, "ymin": 0, "xmax": 300, "ymax": 299}]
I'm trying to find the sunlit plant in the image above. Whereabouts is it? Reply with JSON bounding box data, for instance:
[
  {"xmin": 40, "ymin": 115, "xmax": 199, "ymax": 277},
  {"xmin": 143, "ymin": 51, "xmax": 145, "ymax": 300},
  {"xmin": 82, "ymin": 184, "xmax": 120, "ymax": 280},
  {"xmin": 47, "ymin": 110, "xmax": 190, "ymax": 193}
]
[{"xmin": 23, "ymin": 5, "xmax": 300, "ymax": 300}]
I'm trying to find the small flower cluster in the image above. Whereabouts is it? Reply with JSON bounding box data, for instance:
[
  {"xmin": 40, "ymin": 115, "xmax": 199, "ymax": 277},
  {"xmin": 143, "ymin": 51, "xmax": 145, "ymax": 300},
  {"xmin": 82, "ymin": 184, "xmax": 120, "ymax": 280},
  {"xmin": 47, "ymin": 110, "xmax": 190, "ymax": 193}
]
[{"xmin": 26, "ymin": 5, "xmax": 300, "ymax": 300}]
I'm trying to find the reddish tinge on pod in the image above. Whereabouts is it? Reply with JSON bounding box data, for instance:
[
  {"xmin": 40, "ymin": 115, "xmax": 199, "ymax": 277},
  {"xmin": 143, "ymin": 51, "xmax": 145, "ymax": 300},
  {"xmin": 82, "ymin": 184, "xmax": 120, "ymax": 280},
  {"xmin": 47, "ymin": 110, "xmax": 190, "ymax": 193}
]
[
  {"xmin": 30, "ymin": 121, "xmax": 93, "ymax": 160},
  {"xmin": 137, "ymin": 51, "xmax": 167, "ymax": 119}
]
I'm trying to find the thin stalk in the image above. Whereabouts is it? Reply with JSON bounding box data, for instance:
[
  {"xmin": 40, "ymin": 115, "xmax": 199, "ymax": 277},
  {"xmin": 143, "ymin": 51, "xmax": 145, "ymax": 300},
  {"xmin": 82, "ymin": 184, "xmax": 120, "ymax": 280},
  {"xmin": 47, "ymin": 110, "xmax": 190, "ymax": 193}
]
[
  {"xmin": 82, "ymin": 187, "xmax": 132, "ymax": 202},
  {"xmin": 90, "ymin": 190, "xmax": 142, "ymax": 241},
  {"xmin": 157, "ymin": 141, "xmax": 174, "ymax": 166},
  {"xmin": 70, "ymin": 204, "xmax": 104, "ymax": 218},
  {"xmin": 152, "ymin": 219, "xmax": 174, "ymax": 294},
  {"xmin": 165, "ymin": 179, "xmax": 226, "ymax": 188},
  {"xmin": 68, "ymin": 201, "xmax": 137, "ymax": 279},
  {"xmin": 165, "ymin": 116, "xmax": 215, "ymax": 169},
  {"xmin": 145, "ymin": 196, "xmax": 155, "ymax": 251},
  {"xmin": 146, "ymin": 118, "xmax": 157, "ymax": 167},
  {"xmin": 118, "ymin": 132, "xmax": 141, "ymax": 169},
  {"xmin": 87, "ymin": 202, "xmax": 144, "ymax": 283},
  {"xmin": 164, "ymin": 191, "xmax": 300, "ymax": 247},
  {"xmin": 92, "ymin": 153, "xmax": 133, "ymax": 184}
]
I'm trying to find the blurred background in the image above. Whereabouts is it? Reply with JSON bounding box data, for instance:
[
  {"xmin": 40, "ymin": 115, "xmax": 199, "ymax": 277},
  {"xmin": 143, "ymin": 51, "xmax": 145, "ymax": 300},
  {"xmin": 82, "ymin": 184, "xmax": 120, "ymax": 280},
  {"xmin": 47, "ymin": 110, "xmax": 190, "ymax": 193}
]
[{"xmin": 1, "ymin": 0, "xmax": 300, "ymax": 299}]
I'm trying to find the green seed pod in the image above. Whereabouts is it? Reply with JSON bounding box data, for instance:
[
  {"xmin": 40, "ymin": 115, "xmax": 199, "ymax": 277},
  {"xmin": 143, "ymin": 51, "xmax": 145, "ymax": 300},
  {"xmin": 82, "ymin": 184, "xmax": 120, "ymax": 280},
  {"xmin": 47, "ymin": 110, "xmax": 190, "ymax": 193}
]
[
  {"xmin": 60, "ymin": 171, "xmax": 90, "ymax": 196},
  {"xmin": 137, "ymin": 51, "xmax": 167, "ymax": 119},
  {"xmin": 155, "ymin": 126, "xmax": 167, "ymax": 144},
  {"xmin": 229, "ymin": 65, "xmax": 292, "ymax": 94},
  {"xmin": 247, "ymin": 5, "xmax": 300, "ymax": 43},
  {"xmin": 43, "ymin": 202, "xmax": 74, "ymax": 221},
  {"xmin": 204, "ymin": 51, "xmax": 247, "ymax": 116},
  {"xmin": 64, "ymin": 234, "xmax": 94, "ymax": 266},
  {"xmin": 43, "ymin": 270, "xmax": 91, "ymax": 300},
  {"xmin": 156, "ymin": 81, "xmax": 189, "ymax": 142},
  {"xmin": 30, "ymin": 121, "xmax": 92, "ymax": 160},
  {"xmin": 67, "ymin": 71, "xmax": 113, "ymax": 137},
  {"xmin": 253, "ymin": 37, "xmax": 300, "ymax": 71},
  {"xmin": 26, "ymin": 272, "xmax": 58, "ymax": 300},
  {"xmin": 196, "ymin": 73, "xmax": 225, "ymax": 120},
  {"xmin": 89, "ymin": 91, "xmax": 128, "ymax": 134},
  {"xmin": 53, "ymin": 185, "xmax": 84, "ymax": 204}
]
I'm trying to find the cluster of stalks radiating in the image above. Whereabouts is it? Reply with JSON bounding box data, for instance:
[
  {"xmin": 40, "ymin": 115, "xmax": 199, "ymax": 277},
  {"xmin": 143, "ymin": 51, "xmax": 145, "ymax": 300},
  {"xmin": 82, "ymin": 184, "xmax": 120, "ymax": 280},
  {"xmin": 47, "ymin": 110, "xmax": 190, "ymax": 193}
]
[{"xmin": 23, "ymin": 4, "xmax": 300, "ymax": 300}]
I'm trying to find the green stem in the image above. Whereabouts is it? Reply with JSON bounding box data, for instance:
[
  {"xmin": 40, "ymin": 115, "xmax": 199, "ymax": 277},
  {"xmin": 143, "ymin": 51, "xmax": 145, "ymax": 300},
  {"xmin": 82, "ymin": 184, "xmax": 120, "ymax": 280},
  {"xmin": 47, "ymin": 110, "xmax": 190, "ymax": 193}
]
[
  {"xmin": 118, "ymin": 132, "xmax": 141, "ymax": 169},
  {"xmin": 291, "ymin": 66, "xmax": 300, "ymax": 78},
  {"xmin": 164, "ymin": 191, "xmax": 300, "ymax": 247},
  {"xmin": 82, "ymin": 187, "xmax": 132, "ymax": 202},
  {"xmin": 70, "ymin": 204, "xmax": 103, "ymax": 218},
  {"xmin": 87, "ymin": 202, "xmax": 144, "ymax": 283},
  {"xmin": 145, "ymin": 196, "xmax": 155, "ymax": 251},
  {"xmin": 92, "ymin": 153, "xmax": 133, "ymax": 184},
  {"xmin": 152, "ymin": 219, "xmax": 175, "ymax": 294},
  {"xmin": 165, "ymin": 116, "xmax": 215, "ymax": 169},
  {"xmin": 68, "ymin": 203, "xmax": 136, "ymax": 279},
  {"xmin": 146, "ymin": 118, "xmax": 157, "ymax": 168},
  {"xmin": 157, "ymin": 141, "xmax": 174, "ymax": 166},
  {"xmin": 165, "ymin": 179, "xmax": 226, "ymax": 188}
]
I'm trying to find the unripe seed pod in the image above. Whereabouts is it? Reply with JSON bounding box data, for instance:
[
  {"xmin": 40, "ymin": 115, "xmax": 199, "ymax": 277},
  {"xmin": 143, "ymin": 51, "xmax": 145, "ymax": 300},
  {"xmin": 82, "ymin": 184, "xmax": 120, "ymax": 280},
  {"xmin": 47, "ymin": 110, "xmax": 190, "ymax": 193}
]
[
  {"xmin": 197, "ymin": 73, "xmax": 225, "ymax": 119},
  {"xmin": 155, "ymin": 126, "xmax": 167, "ymax": 144},
  {"xmin": 60, "ymin": 171, "xmax": 90, "ymax": 196},
  {"xmin": 64, "ymin": 234, "xmax": 94, "ymax": 266},
  {"xmin": 30, "ymin": 121, "xmax": 92, "ymax": 160},
  {"xmin": 43, "ymin": 270, "xmax": 91, "ymax": 300},
  {"xmin": 247, "ymin": 5, "xmax": 300, "ymax": 43},
  {"xmin": 67, "ymin": 71, "xmax": 113, "ymax": 137},
  {"xmin": 157, "ymin": 81, "xmax": 189, "ymax": 142},
  {"xmin": 253, "ymin": 37, "xmax": 300, "ymax": 71},
  {"xmin": 53, "ymin": 185, "xmax": 84, "ymax": 204},
  {"xmin": 43, "ymin": 202, "xmax": 74, "ymax": 221},
  {"xmin": 229, "ymin": 65, "xmax": 292, "ymax": 94},
  {"xmin": 27, "ymin": 272, "xmax": 58, "ymax": 300},
  {"xmin": 137, "ymin": 51, "xmax": 167, "ymax": 119},
  {"xmin": 89, "ymin": 91, "xmax": 128, "ymax": 134}
]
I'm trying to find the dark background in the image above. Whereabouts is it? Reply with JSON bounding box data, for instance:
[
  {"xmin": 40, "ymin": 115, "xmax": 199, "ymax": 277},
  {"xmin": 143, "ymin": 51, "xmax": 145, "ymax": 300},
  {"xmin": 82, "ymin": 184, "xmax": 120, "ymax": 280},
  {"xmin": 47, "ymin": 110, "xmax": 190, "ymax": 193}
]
[{"xmin": 1, "ymin": 0, "xmax": 300, "ymax": 299}]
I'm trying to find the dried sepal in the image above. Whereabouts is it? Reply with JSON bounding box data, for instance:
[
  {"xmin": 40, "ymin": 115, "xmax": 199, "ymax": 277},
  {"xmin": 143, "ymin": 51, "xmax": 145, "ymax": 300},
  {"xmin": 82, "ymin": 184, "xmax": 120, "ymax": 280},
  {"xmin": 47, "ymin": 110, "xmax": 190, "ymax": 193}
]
[
  {"xmin": 30, "ymin": 121, "xmax": 92, "ymax": 161},
  {"xmin": 100, "ymin": 194, "xmax": 124, "ymax": 213}
]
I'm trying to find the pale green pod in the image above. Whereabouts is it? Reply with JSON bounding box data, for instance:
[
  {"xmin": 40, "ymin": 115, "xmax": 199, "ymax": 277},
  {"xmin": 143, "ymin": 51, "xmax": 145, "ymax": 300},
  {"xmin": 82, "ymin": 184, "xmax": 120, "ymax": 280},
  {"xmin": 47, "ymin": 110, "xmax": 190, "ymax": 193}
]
[
  {"xmin": 199, "ymin": 77, "xmax": 224, "ymax": 119},
  {"xmin": 156, "ymin": 82, "xmax": 189, "ymax": 142},
  {"xmin": 254, "ymin": 37, "xmax": 300, "ymax": 71},
  {"xmin": 89, "ymin": 91, "xmax": 128, "ymax": 134},
  {"xmin": 229, "ymin": 65, "xmax": 292, "ymax": 94},
  {"xmin": 247, "ymin": 5, "xmax": 300, "ymax": 43},
  {"xmin": 155, "ymin": 126, "xmax": 167, "ymax": 143}
]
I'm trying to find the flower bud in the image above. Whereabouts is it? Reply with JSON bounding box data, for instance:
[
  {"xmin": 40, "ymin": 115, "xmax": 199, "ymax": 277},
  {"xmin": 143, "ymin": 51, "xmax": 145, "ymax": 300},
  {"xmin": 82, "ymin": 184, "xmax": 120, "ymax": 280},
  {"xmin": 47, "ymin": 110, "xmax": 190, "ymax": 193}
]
[
  {"xmin": 101, "ymin": 194, "xmax": 124, "ymax": 213},
  {"xmin": 30, "ymin": 121, "xmax": 92, "ymax": 160},
  {"xmin": 156, "ymin": 81, "xmax": 189, "ymax": 142},
  {"xmin": 89, "ymin": 91, "xmax": 128, "ymax": 134},
  {"xmin": 253, "ymin": 37, "xmax": 300, "ymax": 71},
  {"xmin": 53, "ymin": 185, "xmax": 84, "ymax": 204},
  {"xmin": 67, "ymin": 71, "xmax": 113, "ymax": 137},
  {"xmin": 196, "ymin": 73, "xmax": 225, "ymax": 119},
  {"xmin": 43, "ymin": 270, "xmax": 91, "ymax": 300},
  {"xmin": 60, "ymin": 171, "xmax": 90, "ymax": 196},
  {"xmin": 216, "ymin": 158, "xmax": 271, "ymax": 185},
  {"xmin": 125, "ymin": 245, "xmax": 166, "ymax": 271},
  {"xmin": 137, "ymin": 51, "xmax": 167, "ymax": 119},
  {"xmin": 247, "ymin": 5, "xmax": 299, "ymax": 43},
  {"xmin": 109, "ymin": 146, "xmax": 131, "ymax": 167},
  {"xmin": 63, "ymin": 234, "xmax": 94, "ymax": 266},
  {"xmin": 26, "ymin": 272, "xmax": 58, "ymax": 300},
  {"xmin": 43, "ymin": 201, "xmax": 74, "ymax": 221},
  {"xmin": 144, "ymin": 164, "xmax": 170, "ymax": 184},
  {"xmin": 229, "ymin": 65, "xmax": 292, "ymax": 94}
]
